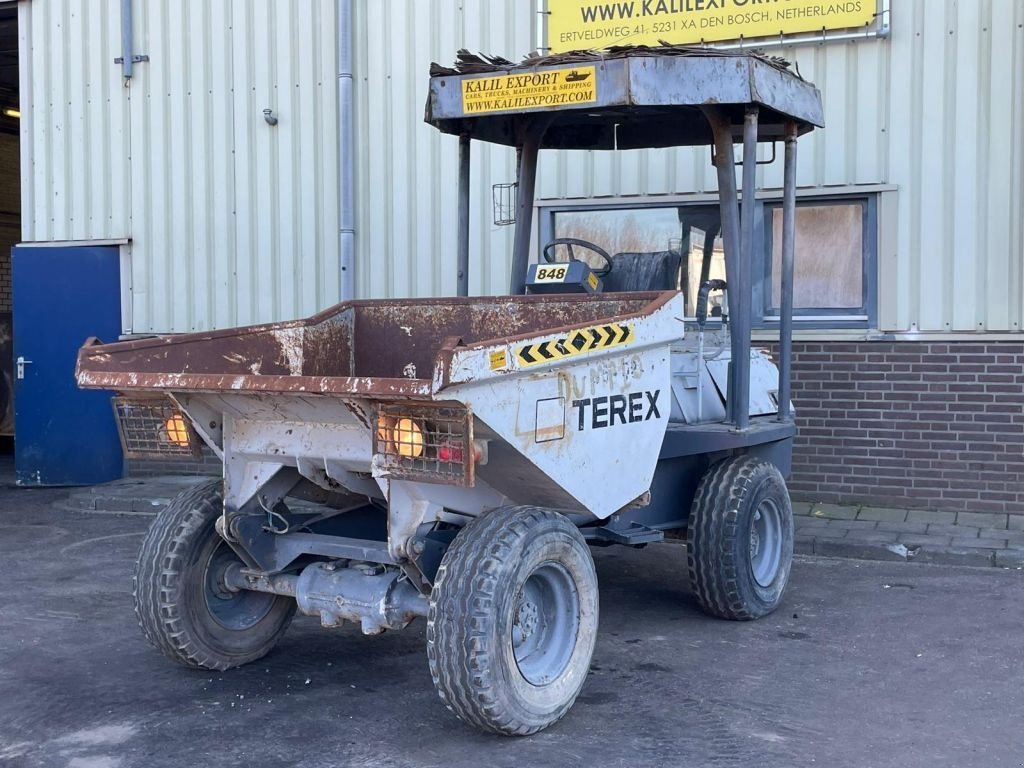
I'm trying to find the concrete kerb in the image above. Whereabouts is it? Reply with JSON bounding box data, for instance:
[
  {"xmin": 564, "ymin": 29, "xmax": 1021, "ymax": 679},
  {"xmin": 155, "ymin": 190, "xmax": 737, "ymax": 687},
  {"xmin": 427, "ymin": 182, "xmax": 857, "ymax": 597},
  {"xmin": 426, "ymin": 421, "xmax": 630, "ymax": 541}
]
[
  {"xmin": 55, "ymin": 479, "xmax": 1024, "ymax": 571},
  {"xmin": 54, "ymin": 476, "xmax": 208, "ymax": 517}
]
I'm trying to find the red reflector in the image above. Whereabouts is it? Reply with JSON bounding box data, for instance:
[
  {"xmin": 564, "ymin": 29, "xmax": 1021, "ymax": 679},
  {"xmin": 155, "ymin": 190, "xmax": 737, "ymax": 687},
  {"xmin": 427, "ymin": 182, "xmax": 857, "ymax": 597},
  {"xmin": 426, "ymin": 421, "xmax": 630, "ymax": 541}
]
[{"xmin": 438, "ymin": 444, "xmax": 463, "ymax": 463}]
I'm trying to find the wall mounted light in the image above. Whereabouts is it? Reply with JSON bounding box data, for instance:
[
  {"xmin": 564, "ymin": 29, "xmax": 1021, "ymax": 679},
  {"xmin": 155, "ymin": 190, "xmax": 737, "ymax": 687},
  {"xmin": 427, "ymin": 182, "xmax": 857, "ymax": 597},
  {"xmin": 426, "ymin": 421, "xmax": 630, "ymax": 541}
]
[{"xmin": 3, "ymin": 108, "xmax": 19, "ymax": 119}]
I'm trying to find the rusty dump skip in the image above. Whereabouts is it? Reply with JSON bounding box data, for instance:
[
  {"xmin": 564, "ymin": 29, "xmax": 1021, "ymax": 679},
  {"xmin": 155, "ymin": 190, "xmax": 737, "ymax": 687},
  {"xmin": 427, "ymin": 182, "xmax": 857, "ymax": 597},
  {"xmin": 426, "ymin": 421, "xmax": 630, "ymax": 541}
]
[{"xmin": 76, "ymin": 293, "xmax": 674, "ymax": 399}]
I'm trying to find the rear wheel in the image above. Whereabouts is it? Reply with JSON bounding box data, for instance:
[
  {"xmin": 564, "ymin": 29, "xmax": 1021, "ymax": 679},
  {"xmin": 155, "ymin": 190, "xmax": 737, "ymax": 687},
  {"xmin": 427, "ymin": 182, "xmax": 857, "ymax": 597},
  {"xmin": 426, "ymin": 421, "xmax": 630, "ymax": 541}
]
[
  {"xmin": 133, "ymin": 479, "xmax": 295, "ymax": 670},
  {"xmin": 426, "ymin": 506, "xmax": 599, "ymax": 736},
  {"xmin": 687, "ymin": 455, "xmax": 794, "ymax": 620}
]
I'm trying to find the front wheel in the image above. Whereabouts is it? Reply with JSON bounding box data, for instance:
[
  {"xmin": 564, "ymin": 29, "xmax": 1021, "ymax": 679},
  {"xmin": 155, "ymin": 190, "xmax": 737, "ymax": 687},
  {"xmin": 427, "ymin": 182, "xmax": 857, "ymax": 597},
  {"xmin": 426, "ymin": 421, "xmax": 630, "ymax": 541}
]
[
  {"xmin": 426, "ymin": 506, "xmax": 599, "ymax": 736},
  {"xmin": 133, "ymin": 479, "xmax": 295, "ymax": 671},
  {"xmin": 687, "ymin": 455, "xmax": 794, "ymax": 620}
]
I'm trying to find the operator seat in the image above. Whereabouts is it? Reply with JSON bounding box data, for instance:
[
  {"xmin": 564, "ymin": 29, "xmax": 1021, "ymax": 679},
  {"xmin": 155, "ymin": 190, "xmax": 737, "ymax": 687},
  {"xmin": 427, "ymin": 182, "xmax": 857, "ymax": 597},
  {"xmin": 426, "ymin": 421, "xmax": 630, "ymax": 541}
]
[{"xmin": 600, "ymin": 251, "xmax": 682, "ymax": 293}]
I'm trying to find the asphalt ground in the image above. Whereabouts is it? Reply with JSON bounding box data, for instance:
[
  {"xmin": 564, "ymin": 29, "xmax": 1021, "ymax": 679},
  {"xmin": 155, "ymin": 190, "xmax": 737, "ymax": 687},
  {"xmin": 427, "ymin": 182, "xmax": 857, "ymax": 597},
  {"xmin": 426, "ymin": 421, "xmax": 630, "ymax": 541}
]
[{"xmin": 2, "ymin": 485, "xmax": 1024, "ymax": 768}]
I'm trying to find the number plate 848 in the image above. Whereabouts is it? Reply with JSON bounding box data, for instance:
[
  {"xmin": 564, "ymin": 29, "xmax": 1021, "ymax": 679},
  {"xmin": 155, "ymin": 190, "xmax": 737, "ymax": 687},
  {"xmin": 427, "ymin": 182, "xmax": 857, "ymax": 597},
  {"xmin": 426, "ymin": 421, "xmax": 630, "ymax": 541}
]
[{"xmin": 534, "ymin": 266, "xmax": 568, "ymax": 283}]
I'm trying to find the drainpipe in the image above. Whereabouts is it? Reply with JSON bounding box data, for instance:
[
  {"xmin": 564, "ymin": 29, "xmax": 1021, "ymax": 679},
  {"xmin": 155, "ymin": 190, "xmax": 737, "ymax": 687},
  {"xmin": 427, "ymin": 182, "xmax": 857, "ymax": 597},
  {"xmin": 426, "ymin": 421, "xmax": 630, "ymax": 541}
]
[
  {"xmin": 338, "ymin": 0, "xmax": 355, "ymax": 300},
  {"xmin": 119, "ymin": 0, "xmax": 135, "ymax": 78},
  {"xmin": 117, "ymin": 0, "xmax": 148, "ymax": 79}
]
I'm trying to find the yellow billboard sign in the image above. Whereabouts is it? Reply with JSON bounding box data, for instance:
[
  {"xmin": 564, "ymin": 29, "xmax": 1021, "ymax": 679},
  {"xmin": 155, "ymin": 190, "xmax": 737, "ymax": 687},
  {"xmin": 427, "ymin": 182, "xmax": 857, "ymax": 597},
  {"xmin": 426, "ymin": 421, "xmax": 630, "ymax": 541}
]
[
  {"xmin": 461, "ymin": 65, "xmax": 598, "ymax": 115},
  {"xmin": 547, "ymin": 0, "xmax": 877, "ymax": 52}
]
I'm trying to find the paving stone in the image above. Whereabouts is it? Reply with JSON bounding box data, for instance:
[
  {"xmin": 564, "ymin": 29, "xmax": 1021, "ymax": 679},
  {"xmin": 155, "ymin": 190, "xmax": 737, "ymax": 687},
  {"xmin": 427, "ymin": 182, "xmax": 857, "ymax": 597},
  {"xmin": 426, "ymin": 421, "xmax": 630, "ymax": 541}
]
[
  {"xmin": 995, "ymin": 550, "xmax": 1024, "ymax": 569},
  {"xmin": 876, "ymin": 521, "xmax": 929, "ymax": 535},
  {"xmin": 907, "ymin": 510, "xmax": 957, "ymax": 526},
  {"xmin": 791, "ymin": 502, "xmax": 813, "ymax": 517},
  {"xmin": 841, "ymin": 530, "xmax": 900, "ymax": 544},
  {"xmin": 974, "ymin": 536, "xmax": 1015, "ymax": 548},
  {"xmin": 950, "ymin": 537, "xmax": 1007, "ymax": 550},
  {"xmin": 898, "ymin": 534, "xmax": 953, "ymax": 548},
  {"xmin": 827, "ymin": 519, "xmax": 879, "ymax": 532},
  {"xmin": 927, "ymin": 524, "xmax": 978, "ymax": 537},
  {"xmin": 793, "ymin": 516, "xmax": 830, "ymax": 528},
  {"xmin": 913, "ymin": 548, "xmax": 995, "ymax": 568},
  {"xmin": 956, "ymin": 512, "xmax": 1009, "ymax": 530},
  {"xmin": 810, "ymin": 503, "xmax": 859, "ymax": 521},
  {"xmin": 856, "ymin": 507, "xmax": 908, "ymax": 523}
]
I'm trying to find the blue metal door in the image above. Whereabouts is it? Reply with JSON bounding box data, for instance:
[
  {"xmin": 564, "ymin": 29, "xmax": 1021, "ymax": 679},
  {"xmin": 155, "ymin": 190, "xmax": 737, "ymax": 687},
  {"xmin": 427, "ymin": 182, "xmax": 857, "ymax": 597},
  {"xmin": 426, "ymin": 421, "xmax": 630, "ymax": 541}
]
[{"xmin": 12, "ymin": 246, "xmax": 124, "ymax": 486}]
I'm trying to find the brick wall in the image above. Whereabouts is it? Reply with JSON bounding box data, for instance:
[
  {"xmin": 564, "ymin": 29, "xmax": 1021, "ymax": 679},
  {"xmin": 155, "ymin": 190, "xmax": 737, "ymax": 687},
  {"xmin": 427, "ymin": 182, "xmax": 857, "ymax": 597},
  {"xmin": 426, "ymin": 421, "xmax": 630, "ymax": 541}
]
[
  {"xmin": 0, "ymin": 132, "xmax": 19, "ymax": 313},
  {"xmin": 788, "ymin": 342, "xmax": 1024, "ymax": 516},
  {"xmin": 0, "ymin": 228, "xmax": 11, "ymax": 311}
]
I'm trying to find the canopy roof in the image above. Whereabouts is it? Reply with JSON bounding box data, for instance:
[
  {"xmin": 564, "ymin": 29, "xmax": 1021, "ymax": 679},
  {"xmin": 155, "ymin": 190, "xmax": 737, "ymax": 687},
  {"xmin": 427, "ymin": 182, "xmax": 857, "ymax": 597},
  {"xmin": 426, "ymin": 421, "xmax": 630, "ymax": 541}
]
[{"xmin": 425, "ymin": 45, "xmax": 824, "ymax": 150}]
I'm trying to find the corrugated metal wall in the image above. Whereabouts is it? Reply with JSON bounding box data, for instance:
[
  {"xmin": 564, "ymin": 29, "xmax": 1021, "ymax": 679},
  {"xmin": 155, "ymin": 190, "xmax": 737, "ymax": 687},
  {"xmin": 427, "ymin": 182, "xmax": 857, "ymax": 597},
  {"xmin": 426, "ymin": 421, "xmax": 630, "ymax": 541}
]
[
  {"xmin": 20, "ymin": 0, "xmax": 130, "ymax": 242},
  {"xmin": 19, "ymin": 1, "xmax": 1024, "ymax": 334},
  {"xmin": 885, "ymin": 0, "xmax": 1024, "ymax": 334},
  {"xmin": 129, "ymin": 0, "xmax": 338, "ymax": 333},
  {"xmin": 353, "ymin": 0, "xmax": 534, "ymax": 300},
  {"xmin": 20, "ymin": 0, "xmax": 338, "ymax": 334}
]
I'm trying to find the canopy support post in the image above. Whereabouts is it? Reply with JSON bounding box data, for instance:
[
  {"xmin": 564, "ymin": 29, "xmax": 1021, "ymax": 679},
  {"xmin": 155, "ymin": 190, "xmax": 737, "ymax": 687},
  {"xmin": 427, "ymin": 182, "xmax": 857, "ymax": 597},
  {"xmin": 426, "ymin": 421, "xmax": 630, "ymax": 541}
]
[
  {"xmin": 777, "ymin": 120, "xmax": 799, "ymax": 423},
  {"xmin": 509, "ymin": 119, "xmax": 550, "ymax": 296},
  {"xmin": 456, "ymin": 134, "xmax": 471, "ymax": 297},
  {"xmin": 703, "ymin": 107, "xmax": 744, "ymax": 426}
]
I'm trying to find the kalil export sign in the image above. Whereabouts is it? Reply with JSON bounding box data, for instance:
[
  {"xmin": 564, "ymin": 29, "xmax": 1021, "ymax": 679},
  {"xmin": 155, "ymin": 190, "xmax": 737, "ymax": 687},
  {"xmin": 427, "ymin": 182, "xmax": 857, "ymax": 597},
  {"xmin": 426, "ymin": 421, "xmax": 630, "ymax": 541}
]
[{"xmin": 547, "ymin": 0, "xmax": 878, "ymax": 52}]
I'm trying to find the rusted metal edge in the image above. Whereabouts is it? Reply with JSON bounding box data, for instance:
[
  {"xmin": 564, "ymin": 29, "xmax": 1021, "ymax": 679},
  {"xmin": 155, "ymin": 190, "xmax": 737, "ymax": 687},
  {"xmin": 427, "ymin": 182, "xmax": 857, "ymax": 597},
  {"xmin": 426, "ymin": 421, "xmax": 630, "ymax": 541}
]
[
  {"xmin": 77, "ymin": 293, "xmax": 658, "ymax": 357},
  {"xmin": 77, "ymin": 370, "xmax": 434, "ymax": 399},
  {"xmin": 77, "ymin": 293, "xmax": 677, "ymax": 400}
]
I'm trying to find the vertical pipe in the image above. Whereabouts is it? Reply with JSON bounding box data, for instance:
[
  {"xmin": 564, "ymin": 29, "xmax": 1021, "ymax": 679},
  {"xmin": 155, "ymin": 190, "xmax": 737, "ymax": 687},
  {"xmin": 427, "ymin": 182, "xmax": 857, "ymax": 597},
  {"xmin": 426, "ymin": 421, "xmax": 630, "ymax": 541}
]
[
  {"xmin": 120, "ymin": 0, "xmax": 134, "ymax": 79},
  {"xmin": 703, "ymin": 108, "xmax": 742, "ymax": 424},
  {"xmin": 456, "ymin": 134, "xmax": 471, "ymax": 297},
  {"xmin": 509, "ymin": 135, "xmax": 540, "ymax": 295},
  {"xmin": 733, "ymin": 107, "xmax": 759, "ymax": 431},
  {"xmin": 338, "ymin": 0, "xmax": 356, "ymax": 300},
  {"xmin": 699, "ymin": 223, "xmax": 720, "ymax": 288},
  {"xmin": 777, "ymin": 121, "xmax": 799, "ymax": 422}
]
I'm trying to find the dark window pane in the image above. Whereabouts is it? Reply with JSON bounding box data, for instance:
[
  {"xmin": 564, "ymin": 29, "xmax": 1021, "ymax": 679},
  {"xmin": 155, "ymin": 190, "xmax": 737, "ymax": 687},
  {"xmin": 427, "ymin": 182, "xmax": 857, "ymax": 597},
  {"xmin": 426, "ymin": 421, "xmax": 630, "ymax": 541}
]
[
  {"xmin": 553, "ymin": 208, "xmax": 680, "ymax": 269},
  {"xmin": 771, "ymin": 204, "xmax": 863, "ymax": 310}
]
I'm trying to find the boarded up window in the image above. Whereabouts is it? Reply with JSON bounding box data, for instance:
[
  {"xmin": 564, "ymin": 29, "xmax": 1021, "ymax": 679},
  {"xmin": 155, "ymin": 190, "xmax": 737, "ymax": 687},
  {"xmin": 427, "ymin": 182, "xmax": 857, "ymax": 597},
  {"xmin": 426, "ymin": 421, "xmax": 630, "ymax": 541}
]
[{"xmin": 771, "ymin": 203, "xmax": 864, "ymax": 310}]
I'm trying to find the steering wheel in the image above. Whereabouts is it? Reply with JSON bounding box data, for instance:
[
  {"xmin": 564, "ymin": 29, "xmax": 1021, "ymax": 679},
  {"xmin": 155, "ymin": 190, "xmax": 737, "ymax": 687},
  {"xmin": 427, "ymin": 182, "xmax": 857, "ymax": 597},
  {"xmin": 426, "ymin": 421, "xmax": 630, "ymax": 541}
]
[{"xmin": 541, "ymin": 238, "xmax": 614, "ymax": 278}]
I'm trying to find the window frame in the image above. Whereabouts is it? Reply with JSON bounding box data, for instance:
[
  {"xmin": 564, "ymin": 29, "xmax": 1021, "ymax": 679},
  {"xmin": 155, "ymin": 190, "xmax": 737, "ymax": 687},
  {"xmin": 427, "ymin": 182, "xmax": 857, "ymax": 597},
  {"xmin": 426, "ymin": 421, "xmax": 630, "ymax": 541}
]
[{"xmin": 537, "ymin": 192, "xmax": 878, "ymax": 331}]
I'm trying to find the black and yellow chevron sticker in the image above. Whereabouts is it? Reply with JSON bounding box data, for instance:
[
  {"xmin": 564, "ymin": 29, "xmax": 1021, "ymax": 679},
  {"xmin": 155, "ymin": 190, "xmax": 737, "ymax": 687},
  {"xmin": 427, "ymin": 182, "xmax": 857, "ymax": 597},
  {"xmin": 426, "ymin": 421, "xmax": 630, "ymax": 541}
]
[{"xmin": 515, "ymin": 323, "xmax": 635, "ymax": 367}]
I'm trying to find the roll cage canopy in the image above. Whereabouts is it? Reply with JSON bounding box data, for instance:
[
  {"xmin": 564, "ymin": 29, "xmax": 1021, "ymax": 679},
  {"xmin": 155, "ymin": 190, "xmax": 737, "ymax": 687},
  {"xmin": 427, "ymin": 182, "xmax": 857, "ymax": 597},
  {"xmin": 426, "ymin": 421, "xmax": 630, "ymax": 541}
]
[
  {"xmin": 424, "ymin": 44, "xmax": 824, "ymax": 432},
  {"xmin": 425, "ymin": 45, "xmax": 823, "ymax": 149}
]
